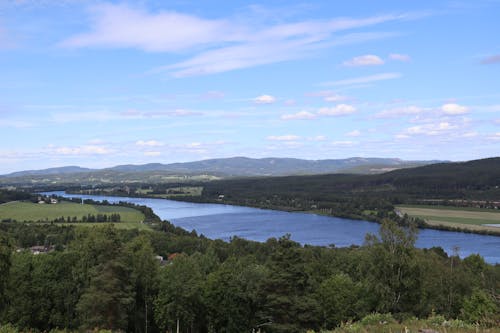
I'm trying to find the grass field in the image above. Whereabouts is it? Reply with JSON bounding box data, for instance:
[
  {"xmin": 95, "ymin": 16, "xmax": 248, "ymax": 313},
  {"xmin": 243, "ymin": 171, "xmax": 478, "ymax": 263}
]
[
  {"xmin": 136, "ymin": 186, "xmax": 203, "ymax": 198},
  {"xmin": 397, "ymin": 205, "xmax": 500, "ymax": 232},
  {"xmin": 0, "ymin": 201, "xmax": 148, "ymax": 230}
]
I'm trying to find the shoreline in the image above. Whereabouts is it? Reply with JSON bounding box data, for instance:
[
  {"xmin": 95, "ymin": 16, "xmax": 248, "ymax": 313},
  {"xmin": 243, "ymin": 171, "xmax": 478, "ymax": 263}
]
[{"xmin": 62, "ymin": 190, "xmax": 500, "ymax": 237}]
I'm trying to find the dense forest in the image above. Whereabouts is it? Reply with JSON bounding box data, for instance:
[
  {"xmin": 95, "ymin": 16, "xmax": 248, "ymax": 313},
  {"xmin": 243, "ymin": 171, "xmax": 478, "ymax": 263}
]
[{"xmin": 0, "ymin": 217, "xmax": 498, "ymax": 332}]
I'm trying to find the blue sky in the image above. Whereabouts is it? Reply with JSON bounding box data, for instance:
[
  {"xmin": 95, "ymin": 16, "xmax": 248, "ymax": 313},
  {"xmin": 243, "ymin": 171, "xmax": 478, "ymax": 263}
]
[{"xmin": 0, "ymin": 0, "xmax": 499, "ymax": 173}]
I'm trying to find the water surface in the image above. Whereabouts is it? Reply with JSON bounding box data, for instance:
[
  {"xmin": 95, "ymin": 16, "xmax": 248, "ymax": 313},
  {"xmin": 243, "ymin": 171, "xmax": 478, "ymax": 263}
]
[{"xmin": 47, "ymin": 191, "xmax": 500, "ymax": 264}]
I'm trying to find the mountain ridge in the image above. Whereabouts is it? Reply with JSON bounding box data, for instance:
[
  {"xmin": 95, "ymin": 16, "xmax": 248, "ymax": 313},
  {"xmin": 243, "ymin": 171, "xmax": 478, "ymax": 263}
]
[{"xmin": 1, "ymin": 156, "xmax": 445, "ymax": 178}]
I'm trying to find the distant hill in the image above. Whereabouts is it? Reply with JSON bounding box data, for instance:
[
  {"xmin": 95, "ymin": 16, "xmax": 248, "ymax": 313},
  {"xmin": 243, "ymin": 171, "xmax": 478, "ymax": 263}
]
[
  {"xmin": 107, "ymin": 156, "xmax": 440, "ymax": 176},
  {"xmin": 199, "ymin": 157, "xmax": 500, "ymax": 202},
  {"xmin": 4, "ymin": 166, "xmax": 95, "ymax": 178},
  {"xmin": 0, "ymin": 157, "xmax": 443, "ymax": 184}
]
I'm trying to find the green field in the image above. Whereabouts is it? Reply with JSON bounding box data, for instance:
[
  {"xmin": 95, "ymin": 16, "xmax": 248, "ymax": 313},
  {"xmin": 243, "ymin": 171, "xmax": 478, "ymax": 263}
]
[
  {"xmin": 397, "ymin": 205, "xmax": 500, "ymax": 232},
  {"xmin": 0, "ymin": 201, "xmax": 148, "ymax": 229},
  {"xmin": 136, "ymin": 186, "xmax": 203, "ymax": 198}
]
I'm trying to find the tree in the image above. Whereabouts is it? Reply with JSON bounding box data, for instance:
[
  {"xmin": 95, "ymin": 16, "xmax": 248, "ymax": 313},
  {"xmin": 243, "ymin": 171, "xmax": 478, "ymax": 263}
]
[
  {"xmin": 461, "ymin": 289, "xmax": 499, "ymax": 325},
  {"xmin": 154, "ymin": 255, "xmax": 204, "ymax": 333},
  {"xmin": 204, "ymin": 257, "xmax": 268, "ymax": 332},
  {"xmin": 263, "ymin": 235, "xmax": 320, "ymax": 332},
  {"xmin": 124, "ymin": 235, "xmax": 159, "ymax": 333},
  {"xmin": 0, "ymin": 234, "xmax": 11, "ymax": 314},
  {"xmin": 364, "ymin": 219, "xmax": 421, "ymax": 313},
  {"xmin": 317, "ymin": 273, "xmax": 361, "ymax": 328},
  {"xmin": 76, "ymin": 259, "xmax": 134, "ymax": 331}
]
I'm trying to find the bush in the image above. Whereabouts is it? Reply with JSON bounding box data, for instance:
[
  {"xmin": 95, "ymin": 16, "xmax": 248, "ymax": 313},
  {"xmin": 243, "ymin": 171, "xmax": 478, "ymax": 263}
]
[
  {"xmin": 0, "ymin": 324, "xmax": 19, "ymax": 333},
  {"xmin": 360, "ymin": 313, "xmax": 396, "ymax": 326}
]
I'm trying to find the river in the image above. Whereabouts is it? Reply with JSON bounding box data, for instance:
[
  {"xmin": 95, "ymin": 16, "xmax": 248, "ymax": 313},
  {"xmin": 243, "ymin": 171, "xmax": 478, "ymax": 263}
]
[{"xmin": 47, "ymin": 191, "xmax": 500, "ymax": 264}]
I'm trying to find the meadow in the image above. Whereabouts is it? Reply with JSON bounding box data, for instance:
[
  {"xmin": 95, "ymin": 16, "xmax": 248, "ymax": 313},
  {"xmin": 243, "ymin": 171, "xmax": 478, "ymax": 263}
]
[
  {"xmin": 397, "ymin": 205, "xmax": 500, "ymax": 232},
  {"xmin": 0, "ymin": 201, "xmax": 147, "ymax": 229}
]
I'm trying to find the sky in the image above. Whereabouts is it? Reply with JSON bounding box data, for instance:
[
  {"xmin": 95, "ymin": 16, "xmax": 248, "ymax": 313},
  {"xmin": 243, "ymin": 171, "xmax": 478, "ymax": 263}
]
[{"xmin": 0, "ymin": 0, "xmax": 499, "ymax": 173}]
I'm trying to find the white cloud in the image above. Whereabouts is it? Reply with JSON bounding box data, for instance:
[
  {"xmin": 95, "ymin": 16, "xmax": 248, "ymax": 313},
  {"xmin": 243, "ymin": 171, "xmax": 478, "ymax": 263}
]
[
  {"xmin": 0, "ymin": 119, "xmax": 35, "ymax": 128},
  {"xmin": 346, "ymin": 130, "xmax": 361, "ymax": 137},
  {"xmin": 389, "ymin": 53, "xmax": 411, "ymax": 62},
  {"xmin": 342, "ymin": 54, "xmax": 384, "ymax": 67},
  {"xmin": 318, "ymin": 104, "xmax": 356, "ymax": 116},
  {"xmin": 62, "ymin": 4, "xmax": 418, "ymax": 76},
  {"xmin": 405, "ymin": 122, "xmax": 458, "ymax": 136},
  {"xmin": 267, "ymin": 135, "xmax": 300, "ymax": 141},
  {"xmin": 322, "ymin": 72, "xmax": 402, "ymax": 86},
  {"xmin": 254, "ymin": 95, "xmax": 276, "ymax": 104},
  {"xmin": 330, "ymin": 140, "xmax": 355, "ymax": 146},
  {"xmin": 201, "ymin": 91, "xmax": 225, "ymax": 99},
  {"xmin": 487, "ymin": 132, "xmax": 500, "ymax": 140},
  {"xmin": 462, "ymin": 131, "xmax": 478, "ymax": 138},
  {"xmin": 144, "ymin": 151, "xmax": 162, "ymax": 156},
  {"xmin": 61, "ymin": 3, "xmax": 237, "ymax": 52},
  {"xmin": 48, "ymin": 144, "xmax": 112, "ymax": 156},
  {"xmin": 376, "ymin": 105, "xmax": 425, "ymax": 118},
  {"xmin": 281, "ymin": 111, "xmax": 316, "ymax": 120},
  {"xmin": 324, "ymin": 94, "xmax": 349, "ymax": 102},
  {"xmin": 308, "ymin": 135, "xmax": 327, "ymax": 141},
  {"xmin": 441, "ymin": 103, "xmax": 469, "ymax": 115},
  {"xmin": 136, "ymin": 140, "xmax": 164, "ymax": 147},
  {"xmin": 306, "ymin": 91, "xmax": 349, "ymax": 102}
]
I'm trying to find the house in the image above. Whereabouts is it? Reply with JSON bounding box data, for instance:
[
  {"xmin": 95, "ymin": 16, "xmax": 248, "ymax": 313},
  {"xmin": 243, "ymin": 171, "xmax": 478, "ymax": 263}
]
[
  {"xmin": 30, "ymin": 245, "xmax": 54, "ymax": 255},
  {"xmin": 167, "ymin": 253, "xmax": 181, "ymax": 261}
]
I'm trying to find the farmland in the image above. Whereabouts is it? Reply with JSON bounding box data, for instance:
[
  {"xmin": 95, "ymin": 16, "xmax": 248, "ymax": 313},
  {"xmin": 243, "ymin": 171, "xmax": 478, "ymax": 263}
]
[
  {"xmin": 0, "ymin": 200, "xmax": 147, "ymax": 229},
  {"xmin": 397, "ymin": 205, "xmax": 500, "ymax": 232}
]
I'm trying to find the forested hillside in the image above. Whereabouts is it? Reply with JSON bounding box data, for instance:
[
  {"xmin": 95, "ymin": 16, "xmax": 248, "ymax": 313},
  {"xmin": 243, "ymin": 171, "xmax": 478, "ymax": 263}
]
[
  {"xmin": 0, "ymin": 219, "xmax": 498, "ymax": 332},
  {"xmin": 199, "ymin": 157, "xmax": 500, "ymax": 202}
]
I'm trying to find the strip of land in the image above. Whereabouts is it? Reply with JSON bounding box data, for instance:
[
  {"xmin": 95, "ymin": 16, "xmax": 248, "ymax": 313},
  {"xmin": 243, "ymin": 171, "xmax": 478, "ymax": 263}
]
[{"xmin": 397, "ymin": 205, "xmax": 500, "ymax": 233}]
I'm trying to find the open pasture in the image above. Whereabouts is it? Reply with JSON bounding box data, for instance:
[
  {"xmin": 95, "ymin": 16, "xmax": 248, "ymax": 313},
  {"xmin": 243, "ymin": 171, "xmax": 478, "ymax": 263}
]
[
  {"xmin": 397, "ymin": 205, "xmax": 500, "ymax": 232},
  {"xmin": 0, "ymin": 201, "xmax": 146, "ymax": 228}
]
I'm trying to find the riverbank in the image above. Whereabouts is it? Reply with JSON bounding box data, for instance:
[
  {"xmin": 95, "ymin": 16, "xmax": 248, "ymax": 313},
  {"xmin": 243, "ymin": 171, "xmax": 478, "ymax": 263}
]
[
  {"xmin": 171, "ymin": 196, "xmax": 500, "ymax": 236},
  {"xmin": 64, "ymin": 189, "xmax": 500, "ymax": 236}
]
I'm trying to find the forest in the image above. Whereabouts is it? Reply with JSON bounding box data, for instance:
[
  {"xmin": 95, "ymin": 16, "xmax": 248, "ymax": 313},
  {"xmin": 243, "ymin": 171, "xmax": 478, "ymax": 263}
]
[{"xmin": 0, "ymin": 216, "xmax": 498, "ymax": 332}]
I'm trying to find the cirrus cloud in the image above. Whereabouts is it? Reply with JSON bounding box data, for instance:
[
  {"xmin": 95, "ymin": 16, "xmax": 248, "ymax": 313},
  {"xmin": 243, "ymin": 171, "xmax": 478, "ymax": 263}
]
[
  {"xmin": 389, "ymin": 53, "xmax": 411, "ymax": 62},
  {"xmin": 318, "ymin": 104, "xmax": 356, "ymax": 116},
  {"xmin": 267, "ymin": 135, "xmax": 300, "ymax": 141},
  {"xmin": 136, "ymin": 140, "xmax": 164, "ymax": 147},
  {"xmin": 281, "ymin": 111, "xmax": 316, "ymax": 120},
  {"xmin": 61, "ymin": 3, "xmax": 421, "ymax": 76},
  {"xmin": 342, "ymin": 54, "xmax": 384, "ymax": 67}
]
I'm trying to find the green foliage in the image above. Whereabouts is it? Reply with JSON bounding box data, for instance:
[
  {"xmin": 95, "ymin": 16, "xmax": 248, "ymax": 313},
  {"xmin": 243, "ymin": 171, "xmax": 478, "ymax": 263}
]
[
  {"xmin": 363, "ymin": 220, "xmax": 421, "ymax": 314},
  {"xmin": 461, "ymin": 289, "xmax": 499, "ymax": 325},
  {"xmin": 154, "ymin": 255, "xmax": 204, "ymax": 332},
  {"xmin": 76, "ymin": 259, "xmax": 134, "ymax": 331},
  {"xmin": 0, "ymin": 218, "xmax": 499, "ymax": 332},
  {"xmin": 0, "ymin": 323, "xmax": 19, "ymax": 333},
  {"xmin": 204, "ymin": 257, "xmax": 268, "ymax": 332},
  {"xmin": 317, "ymin": 273, "xmax": 363, "ymax": 328},
  {"xmin": 0, "ymin": 235, "xmax": 11, "ymax": 313},
  {"xmin": 359, "ymin": 313, "xmax": 396, "ymax": 325}
]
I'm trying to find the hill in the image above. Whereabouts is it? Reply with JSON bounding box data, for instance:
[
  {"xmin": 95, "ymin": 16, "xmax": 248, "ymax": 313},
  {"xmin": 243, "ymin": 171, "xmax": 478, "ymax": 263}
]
[
  {"xmin": 0, "ymin": 157, "xmax": 441, "ymax": 185},
  {"xmin": 198, "ymin": 157, "xmax": 500, "ymax": 202},
  {"xmin": 4, "ymin": 166, "xmax": 95, "ymax": 177}
]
